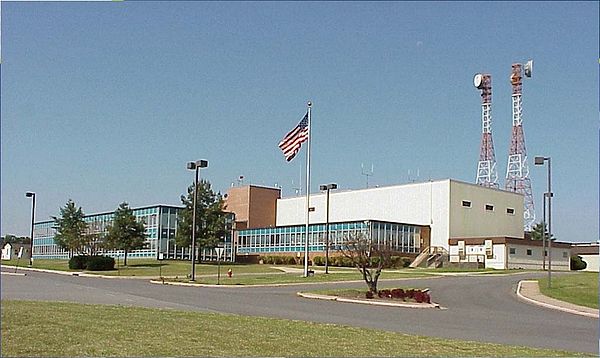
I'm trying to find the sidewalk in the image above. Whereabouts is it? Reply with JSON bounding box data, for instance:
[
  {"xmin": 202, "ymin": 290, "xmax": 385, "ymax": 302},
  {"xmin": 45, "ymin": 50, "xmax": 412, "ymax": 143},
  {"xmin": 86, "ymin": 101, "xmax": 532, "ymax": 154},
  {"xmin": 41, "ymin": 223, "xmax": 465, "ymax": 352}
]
[{"xmin": 517, "ymin": 280, "xmax": 598, "ymax": 318}]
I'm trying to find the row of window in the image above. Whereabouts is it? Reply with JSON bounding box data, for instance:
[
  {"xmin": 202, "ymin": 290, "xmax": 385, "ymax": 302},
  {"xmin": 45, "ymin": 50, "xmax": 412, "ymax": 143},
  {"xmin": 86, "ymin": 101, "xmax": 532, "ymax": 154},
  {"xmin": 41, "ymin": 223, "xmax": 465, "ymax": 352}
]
[
  {"xmin": 510, "ymin": 247, "xmax": 568, "ymax": 258},
  {"xmin": 461, "ymin": 200, "xmax": 515, "ymax": 215}
]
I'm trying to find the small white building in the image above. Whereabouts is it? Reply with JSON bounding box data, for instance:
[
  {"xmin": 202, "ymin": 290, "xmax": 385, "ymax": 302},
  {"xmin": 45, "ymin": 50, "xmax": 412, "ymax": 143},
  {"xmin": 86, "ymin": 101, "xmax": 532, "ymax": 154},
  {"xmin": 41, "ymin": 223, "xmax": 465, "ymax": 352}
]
[
  {"xmin": 1, "ymin": 243, "xmax": 31, "ymax": 261},
  {"xmin": 448, "ymin": 237, "xmax": 571, "ymax": 270},
  {"xmin": 276, "ymin": 179, "xmax": 524, "ymax": 251},
  {"xmin": 571, "ymin": 243, "xmax": 599, "ymax": 272}
]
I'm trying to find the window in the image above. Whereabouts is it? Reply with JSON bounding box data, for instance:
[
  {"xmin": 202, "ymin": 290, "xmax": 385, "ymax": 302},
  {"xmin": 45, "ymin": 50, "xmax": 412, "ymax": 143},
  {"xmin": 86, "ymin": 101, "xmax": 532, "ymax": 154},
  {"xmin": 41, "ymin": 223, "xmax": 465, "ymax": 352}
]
[
  {"xmin": 509, "ymin": 248, "xmax": 516, "ymax": 254},
  {"xmin": 563, "ymin": 251, "xmax": 568, "ymax": 258},
  {"xmin": 485, "ymin": 204, "xmax": 494, "ymax": 211},
  {"xmin": 462, "ymin": 200, "xmax": 472, "ymax": 208},
  {"xmin": 526, "ymin": 249, "xmax": 532, "ymax": 256},
  {"xmin": 506, "ymin": 208, "xmax": 515, "ymax": 215}
]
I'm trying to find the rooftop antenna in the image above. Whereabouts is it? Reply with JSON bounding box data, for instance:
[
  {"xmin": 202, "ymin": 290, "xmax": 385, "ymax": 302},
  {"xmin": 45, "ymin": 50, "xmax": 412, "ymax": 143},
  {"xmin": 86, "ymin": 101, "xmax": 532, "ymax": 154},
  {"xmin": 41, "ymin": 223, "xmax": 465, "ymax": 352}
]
[
  {"xmin": 238, "ymin": 175, "xmax": 244, "ymax": 187},
  {"xmin": 361, "ymin": 163, "xmax": 374, "ymax": 188},
  {"xmin": 291, "ymin": 179, "xmax": 301, "ymax": 196}
]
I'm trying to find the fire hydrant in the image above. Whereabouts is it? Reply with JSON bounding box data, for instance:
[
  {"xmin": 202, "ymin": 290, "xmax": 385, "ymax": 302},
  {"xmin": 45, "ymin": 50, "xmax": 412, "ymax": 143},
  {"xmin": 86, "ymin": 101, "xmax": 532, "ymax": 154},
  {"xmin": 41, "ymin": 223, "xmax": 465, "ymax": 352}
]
[{"xmin": 227, "ymin": 269, "xmax": 233, "ymax": 278}]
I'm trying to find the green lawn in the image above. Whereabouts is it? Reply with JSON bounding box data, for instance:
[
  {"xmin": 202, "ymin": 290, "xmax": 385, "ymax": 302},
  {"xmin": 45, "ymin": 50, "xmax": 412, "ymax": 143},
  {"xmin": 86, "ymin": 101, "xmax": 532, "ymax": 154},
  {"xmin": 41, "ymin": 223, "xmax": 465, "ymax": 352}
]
[
  {"xmin": 1, "ymin": 300, "xmax": 588, "ymax": 357},
  {"xmin": 538, "ymin": 272, "xmax": 598, "ymax": 309},
  {"xmin": 2, "ymin": 258, "xmax": 429, "ymax": 284}
]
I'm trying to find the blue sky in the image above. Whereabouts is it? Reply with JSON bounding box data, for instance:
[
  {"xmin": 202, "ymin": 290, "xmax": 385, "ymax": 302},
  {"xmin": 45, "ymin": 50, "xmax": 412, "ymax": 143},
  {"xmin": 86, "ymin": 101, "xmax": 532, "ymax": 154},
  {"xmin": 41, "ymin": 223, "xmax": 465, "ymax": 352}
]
[{"xmin": 1, "ymin": 1, "xmax": 598, "ymax": 243}]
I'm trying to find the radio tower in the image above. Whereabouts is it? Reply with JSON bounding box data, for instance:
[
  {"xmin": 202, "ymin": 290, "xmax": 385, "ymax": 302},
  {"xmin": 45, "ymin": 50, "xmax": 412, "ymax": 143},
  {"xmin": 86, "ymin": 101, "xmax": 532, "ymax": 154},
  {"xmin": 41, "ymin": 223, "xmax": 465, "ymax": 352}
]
[
  {"xmin": 505, "ymin": 60, "xmax": 535, "ymax": 231},
  {"xmin": 473, "ymin": 73, "xmax": 498, "ymax": 188}
]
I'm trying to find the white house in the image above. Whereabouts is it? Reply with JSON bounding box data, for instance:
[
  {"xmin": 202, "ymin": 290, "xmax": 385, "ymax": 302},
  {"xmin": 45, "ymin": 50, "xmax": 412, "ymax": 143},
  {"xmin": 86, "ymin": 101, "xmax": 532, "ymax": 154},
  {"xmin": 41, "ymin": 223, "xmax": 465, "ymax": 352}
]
[
  {"xmin": 571, "ymin": 243, "xmax": 599, "ymax": 272},
  {"xmin": 1, "ymin": 243, "xmax": 31, "ymax": 261}
]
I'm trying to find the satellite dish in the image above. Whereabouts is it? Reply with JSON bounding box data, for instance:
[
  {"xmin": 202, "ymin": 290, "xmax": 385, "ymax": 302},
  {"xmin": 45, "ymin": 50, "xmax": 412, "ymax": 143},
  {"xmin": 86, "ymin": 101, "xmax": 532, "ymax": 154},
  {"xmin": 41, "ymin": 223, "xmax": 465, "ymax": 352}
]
[
  {"xmin": 473, "ymin": 73, "xmax": 484, "ymax": 89},
  {"xmin": 524, "ymin": 59, "xmax": 533, "ymax": 78}
]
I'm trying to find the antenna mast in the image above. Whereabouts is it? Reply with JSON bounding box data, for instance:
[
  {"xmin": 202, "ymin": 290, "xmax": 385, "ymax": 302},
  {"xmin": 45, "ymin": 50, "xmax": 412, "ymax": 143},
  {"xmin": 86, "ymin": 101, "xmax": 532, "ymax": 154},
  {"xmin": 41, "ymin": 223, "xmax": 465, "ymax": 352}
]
[
  {"xmin": 473, "ymin": 73, "xmax": 499, "ymax": 189},
  {"xmin": 361, "ymin": 163, "xmax": 373, "ymax": 188},
  {"xmin": 505, "ymin": 60, "xmax": 535, "ymax": 231}
]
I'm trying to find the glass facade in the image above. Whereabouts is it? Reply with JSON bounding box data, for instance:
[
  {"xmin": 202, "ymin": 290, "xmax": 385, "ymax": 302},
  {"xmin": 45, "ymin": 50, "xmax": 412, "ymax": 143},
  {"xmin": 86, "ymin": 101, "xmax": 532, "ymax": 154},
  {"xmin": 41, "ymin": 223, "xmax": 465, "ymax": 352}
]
[
  {"xmin": 237, "ymin": 220, "xmax": 422, "ymax": 255},
  {"xmin": 32, "ymin": 205, "xmax": 184, "ymax": 260}
]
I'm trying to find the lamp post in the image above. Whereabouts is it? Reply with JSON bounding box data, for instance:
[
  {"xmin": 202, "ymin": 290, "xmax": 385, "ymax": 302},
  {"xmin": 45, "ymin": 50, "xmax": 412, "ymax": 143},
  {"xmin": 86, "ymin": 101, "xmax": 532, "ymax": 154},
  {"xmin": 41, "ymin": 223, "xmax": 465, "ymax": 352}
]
[
  {"xmin": 187, "ymin": 159, "xmax": 208, "ymax": 282},
  {"xmin": 319, "ymin": 183, "xmax": 337, "ymax": 274},
  {"xmin": 25, "ymin": 192, "xmax": 36, "ymax": 266},
  {"xmin": 534, "ymin": 156, "xmax": 552, "ymax": 288}
]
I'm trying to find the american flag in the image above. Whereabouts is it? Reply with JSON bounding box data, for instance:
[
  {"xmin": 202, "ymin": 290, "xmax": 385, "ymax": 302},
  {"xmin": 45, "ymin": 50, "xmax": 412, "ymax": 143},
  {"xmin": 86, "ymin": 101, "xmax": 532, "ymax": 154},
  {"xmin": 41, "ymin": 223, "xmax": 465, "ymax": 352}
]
[{"xmin": 278, "ymin": 112, "xmax": 309, "ymax": 162}]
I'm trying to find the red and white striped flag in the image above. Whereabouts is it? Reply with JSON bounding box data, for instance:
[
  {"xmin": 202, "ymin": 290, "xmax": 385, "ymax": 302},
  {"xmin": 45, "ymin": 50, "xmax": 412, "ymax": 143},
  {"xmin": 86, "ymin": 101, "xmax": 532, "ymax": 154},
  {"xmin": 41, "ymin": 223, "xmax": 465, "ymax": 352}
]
[{"xmin": 278, "ymin": 112, "xmax": 309, "ymax": 162}]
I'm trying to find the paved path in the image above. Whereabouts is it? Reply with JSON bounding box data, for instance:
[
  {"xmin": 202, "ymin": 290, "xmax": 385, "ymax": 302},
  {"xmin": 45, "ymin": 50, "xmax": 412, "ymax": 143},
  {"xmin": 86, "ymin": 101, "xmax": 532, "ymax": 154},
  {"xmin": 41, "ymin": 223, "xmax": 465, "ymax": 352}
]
[
  {"xmin": 517, "ymin": 280, "xmax": 598, "ymax": 318},
  {"xmin": 1, "ymin": 267, "xmax": 597, "ymax": 354}
]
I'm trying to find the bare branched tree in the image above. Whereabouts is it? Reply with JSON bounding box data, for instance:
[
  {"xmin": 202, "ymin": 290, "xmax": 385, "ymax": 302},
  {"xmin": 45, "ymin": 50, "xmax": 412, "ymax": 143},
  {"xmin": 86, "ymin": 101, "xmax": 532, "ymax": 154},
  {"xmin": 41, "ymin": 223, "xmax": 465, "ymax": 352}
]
[{"xmin": 339, "ymin": 232, "xmax": 393, "ymax": 294}]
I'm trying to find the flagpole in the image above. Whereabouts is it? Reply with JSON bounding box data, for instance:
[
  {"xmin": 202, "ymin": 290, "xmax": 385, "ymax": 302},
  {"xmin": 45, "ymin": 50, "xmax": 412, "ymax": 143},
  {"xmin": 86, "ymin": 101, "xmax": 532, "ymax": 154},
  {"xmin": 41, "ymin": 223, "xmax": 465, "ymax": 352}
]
[{"xmin": 304, "ymin": 101, "xmax": 312, "ymax": 277}]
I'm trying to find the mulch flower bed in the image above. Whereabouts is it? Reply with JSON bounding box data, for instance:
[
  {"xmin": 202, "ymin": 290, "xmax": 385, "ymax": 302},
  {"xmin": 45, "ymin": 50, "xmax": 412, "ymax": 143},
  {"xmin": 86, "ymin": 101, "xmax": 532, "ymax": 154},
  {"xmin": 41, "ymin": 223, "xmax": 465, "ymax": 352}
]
[{"xmin": 366, "ymin": 288, "xmax": 431, "ymax": 303}]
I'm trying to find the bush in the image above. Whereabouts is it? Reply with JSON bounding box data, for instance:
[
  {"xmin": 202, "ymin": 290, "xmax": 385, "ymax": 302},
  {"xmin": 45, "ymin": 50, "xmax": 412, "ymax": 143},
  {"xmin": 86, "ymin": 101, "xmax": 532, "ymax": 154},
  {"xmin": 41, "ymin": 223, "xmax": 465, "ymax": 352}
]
[
  {"xmin": 86, "ymin": 255, "xmax": 115, "ymax": 271},
  {"xmin": 571, "ymin": 255, "xmax": 587, "ymax": 271},
  {"xmin": 284, "ymin": 256, "xmax": 297, "ymax": 265},
  {"xmin": 69, "ymin": 255, "xmax": 90, "ymax": 270},
  {"xmin": 312, "ymin": 256, "xmax": 324, "ymax": 266}
]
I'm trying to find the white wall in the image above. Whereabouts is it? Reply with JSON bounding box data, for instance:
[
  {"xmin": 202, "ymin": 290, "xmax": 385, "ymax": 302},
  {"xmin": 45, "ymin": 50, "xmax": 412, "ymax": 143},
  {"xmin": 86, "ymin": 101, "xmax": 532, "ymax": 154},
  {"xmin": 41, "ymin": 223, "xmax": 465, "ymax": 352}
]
[
  {"xmin": 580, "ymin": 255, "xmax": 599, "ymax": 272},
  {"xmin": 276, "ymin": 180, "xmax": 451, "ymax": 248},
  {"xmin": 507, "ymin": 244, "xmax": 570, "ymax": 271}
]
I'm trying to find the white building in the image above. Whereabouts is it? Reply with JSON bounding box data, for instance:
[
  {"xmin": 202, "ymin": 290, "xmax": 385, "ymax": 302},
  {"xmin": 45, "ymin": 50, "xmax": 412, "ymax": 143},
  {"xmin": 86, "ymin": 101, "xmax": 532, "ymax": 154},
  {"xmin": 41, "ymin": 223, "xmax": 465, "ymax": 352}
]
[
  {"xmin": 276, "ymin": 179, "xmax": 524, "ymax": 251},
  {"xmin": 571, "ymin": 243, "xmax": 599, "ymax": 272},
  {"xmin": 448, "ymin": 237, "xmax": 571, "ymax": 270}
]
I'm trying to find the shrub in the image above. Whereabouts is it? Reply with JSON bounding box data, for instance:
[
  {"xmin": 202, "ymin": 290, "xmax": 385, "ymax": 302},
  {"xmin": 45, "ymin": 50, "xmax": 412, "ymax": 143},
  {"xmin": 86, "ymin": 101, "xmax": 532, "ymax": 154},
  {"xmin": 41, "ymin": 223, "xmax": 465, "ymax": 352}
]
[
  {"xmin": 378, "ymin": 289, "xmax": 392, "ymax": 298},
  {"xmin": 571, "ymin": 255, "xmax": 587, "ymax": 271},
  {"xmin": 365, "ymin": 290, "xmax": 374, "ymax": 299},
  {"xmin": 401, "ymin": 257, "xmax": 413, "ymax": 268},
  {"xmin": 312, "ymin": 256, "xmax": 324, "ymax": 266},
  {"xmin": 69, "ymin": 255, "xmax": 89, "ymax": 270},
  {"xmin": 284, "ymin": 256, "xmax": 297, "ymax": 265},
  {"xmin": 86, "ymin": 255, "xmax": 115, "ymax": 271},
  {"xmin": 391, "ymin": 288, "xmax": 406, "ymax": 299}
]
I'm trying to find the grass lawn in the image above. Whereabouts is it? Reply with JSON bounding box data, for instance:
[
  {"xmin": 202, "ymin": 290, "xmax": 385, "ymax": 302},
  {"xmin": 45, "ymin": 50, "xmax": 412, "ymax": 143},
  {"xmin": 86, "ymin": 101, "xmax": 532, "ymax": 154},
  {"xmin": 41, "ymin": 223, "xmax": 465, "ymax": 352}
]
[
  {"xmin": 538, "ymin": 272, "xmax": 598, "ymax": 309},
  {"xmin": 2, "ymin": 258, "xmax": 429, "ymax": 284},
  {"xmin": 1, "ymin": 300, "xmax": 589, "ymax": 357},
  {"xmin": 168, "ymin": 269, "xmax": 427, "ymax": 285}
]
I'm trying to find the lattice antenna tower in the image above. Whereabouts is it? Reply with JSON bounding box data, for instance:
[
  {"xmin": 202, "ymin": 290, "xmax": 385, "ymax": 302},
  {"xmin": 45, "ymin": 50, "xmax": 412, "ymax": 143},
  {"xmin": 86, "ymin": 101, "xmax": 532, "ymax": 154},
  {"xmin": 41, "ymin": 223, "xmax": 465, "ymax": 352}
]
[
  {"xmin": 473, "ymin": 73, "xmax": 499, "ymax": 189},
  {"xmin": 505, "ymin": 60, "xmax": 535, "ymax": 231}
]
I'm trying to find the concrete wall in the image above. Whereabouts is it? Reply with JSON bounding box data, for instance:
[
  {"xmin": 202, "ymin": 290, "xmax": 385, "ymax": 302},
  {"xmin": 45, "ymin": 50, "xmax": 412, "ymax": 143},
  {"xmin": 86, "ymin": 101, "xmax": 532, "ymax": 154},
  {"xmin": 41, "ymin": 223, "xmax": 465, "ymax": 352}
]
[
  {"xmin": 449, "ymin": 180, "xmax": 524, "ymax": 240},
  {"xmin": 276, "ymin": 180, "xmax": 450, "ymax": 248}
]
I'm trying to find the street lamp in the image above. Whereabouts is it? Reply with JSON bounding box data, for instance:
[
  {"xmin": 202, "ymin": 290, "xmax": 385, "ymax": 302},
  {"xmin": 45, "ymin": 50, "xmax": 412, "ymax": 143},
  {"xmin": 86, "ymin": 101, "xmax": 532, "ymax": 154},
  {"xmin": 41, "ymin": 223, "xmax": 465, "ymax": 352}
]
[
  {"xmin": 25, "ymin": 192, "xmax": 36, "ymax": 266},
  {"xmin": 319, "ymin": 183, "xmax": 337, "ymax": 274},
  {"xmin": 534, "ymin": 156, "xmax": 552, "ymax": 288},
  {"xmin": 187, "ymin": 159, "xmax": 208, "ymax": 282}
]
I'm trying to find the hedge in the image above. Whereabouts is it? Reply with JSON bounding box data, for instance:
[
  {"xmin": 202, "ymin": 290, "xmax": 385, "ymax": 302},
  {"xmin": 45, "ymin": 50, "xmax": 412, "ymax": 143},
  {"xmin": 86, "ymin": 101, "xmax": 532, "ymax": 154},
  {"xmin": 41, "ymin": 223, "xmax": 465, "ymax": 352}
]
[
  {"xmin": 68, "ymin": 255, "xmax": 115, "ymax": 271},
  {"xmin": 570, "ymin": 255, "xmax": 587, "ymax": 271}
]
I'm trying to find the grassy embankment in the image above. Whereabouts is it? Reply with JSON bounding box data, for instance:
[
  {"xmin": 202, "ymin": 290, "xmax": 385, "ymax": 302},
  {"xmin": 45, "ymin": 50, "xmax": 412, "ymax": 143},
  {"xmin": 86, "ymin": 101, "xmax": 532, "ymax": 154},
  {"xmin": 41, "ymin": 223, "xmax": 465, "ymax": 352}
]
[
  {"xmin": 1, "ymin": 300, "xmax": 589, "ymax": 357},
  {"xmin": 538, "ymin": 272, "xmax": 598, "ymax": 309}
]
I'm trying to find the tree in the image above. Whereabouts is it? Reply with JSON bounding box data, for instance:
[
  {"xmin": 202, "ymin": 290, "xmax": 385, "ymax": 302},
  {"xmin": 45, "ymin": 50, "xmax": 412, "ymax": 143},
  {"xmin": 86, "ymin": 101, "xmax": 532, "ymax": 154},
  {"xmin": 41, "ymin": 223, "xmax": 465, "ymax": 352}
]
[
  {"xmin": 176, "ymin": 179, "xmax": 227, "ymax": 257},
  {"xmin": 531, "ymin": 222, "xmax": 555, "ymax": 241},
  {"xmin": 1, "ymin": 235, "xmax": 30, "ymax": 246},
  {"xmin": 53, "ymin": 200, "xmax": 89, "ymax": 256},
  {"xmin": 105, "ymin": 202, "xmax": 147, "ymax": 266},
  {"xmin": 339, "ymin": 232, "xmax": 393, "ymax": 294}
]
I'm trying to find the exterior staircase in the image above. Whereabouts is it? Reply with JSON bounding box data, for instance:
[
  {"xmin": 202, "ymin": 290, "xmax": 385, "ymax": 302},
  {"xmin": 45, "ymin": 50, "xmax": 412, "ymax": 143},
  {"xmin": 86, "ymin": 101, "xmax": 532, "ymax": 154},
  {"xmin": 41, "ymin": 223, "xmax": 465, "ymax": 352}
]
[{"xmin": 409, "ymin": 246, "xmax": 449, "ymax": 268}]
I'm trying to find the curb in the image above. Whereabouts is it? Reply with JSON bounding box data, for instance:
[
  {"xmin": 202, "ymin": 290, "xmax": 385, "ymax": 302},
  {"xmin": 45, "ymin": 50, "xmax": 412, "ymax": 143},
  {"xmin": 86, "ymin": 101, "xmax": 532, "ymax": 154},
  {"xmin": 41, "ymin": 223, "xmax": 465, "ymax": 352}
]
[
  {"xmin": 516, "ymin": 280, "xmax": 599, "ymax": 319},
  {"xmin": 297, "ymin": 292, "xmax": 442, "ymax": 309},
  {"xmin": 1, "ymin": 272, "xmax": 26, "ymax": 276}
]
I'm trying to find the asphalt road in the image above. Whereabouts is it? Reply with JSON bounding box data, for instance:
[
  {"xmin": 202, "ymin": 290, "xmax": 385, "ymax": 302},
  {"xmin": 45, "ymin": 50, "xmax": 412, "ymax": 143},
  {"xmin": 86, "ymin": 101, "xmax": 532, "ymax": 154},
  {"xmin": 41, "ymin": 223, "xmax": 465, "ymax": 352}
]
[{"xmin": 1, "ymin": 269, "xmax": 598, "ymax": 354}]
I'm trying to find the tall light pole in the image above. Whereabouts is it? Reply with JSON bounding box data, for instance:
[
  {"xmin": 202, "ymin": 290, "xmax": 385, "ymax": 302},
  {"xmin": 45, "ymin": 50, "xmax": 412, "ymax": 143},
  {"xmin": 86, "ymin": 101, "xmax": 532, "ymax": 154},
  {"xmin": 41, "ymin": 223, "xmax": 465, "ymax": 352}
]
[
  {"xmin": 535, "ymin": 156, "xmax": 552, "ymax": 288},
  {"xmin": 25, "ymin": 192, "xmax": 36, "ymax": 266},
  {"xmin": 319, "ymin": 183, "xmax": 337, "ymax": 274},
  {"xmin": 187, "ymin": 160, "xmax": 208, "ymax": 282}
]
